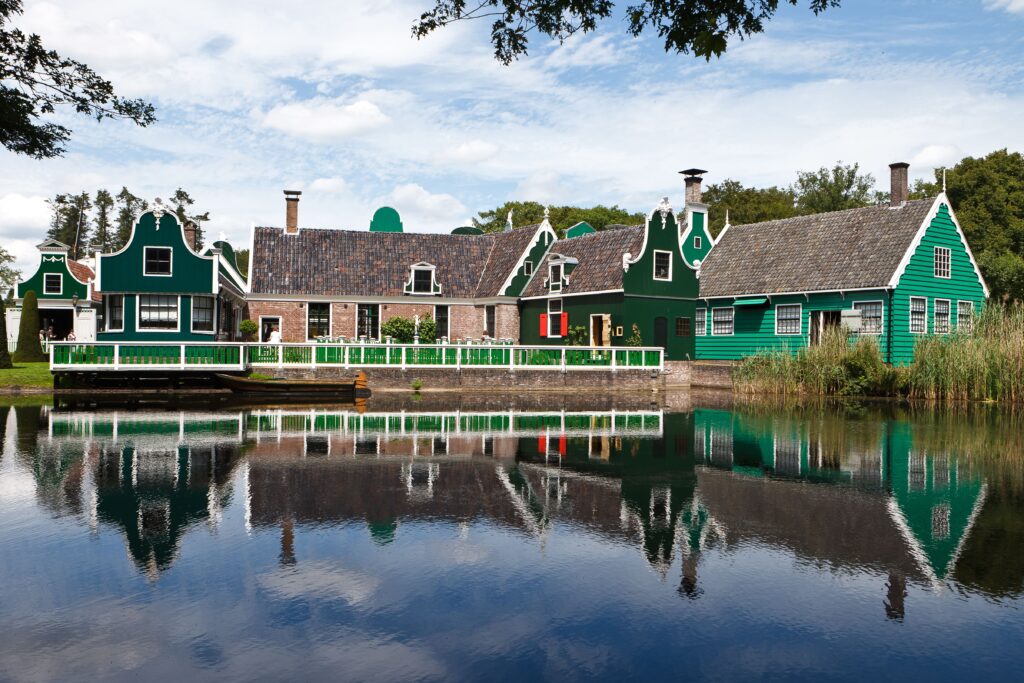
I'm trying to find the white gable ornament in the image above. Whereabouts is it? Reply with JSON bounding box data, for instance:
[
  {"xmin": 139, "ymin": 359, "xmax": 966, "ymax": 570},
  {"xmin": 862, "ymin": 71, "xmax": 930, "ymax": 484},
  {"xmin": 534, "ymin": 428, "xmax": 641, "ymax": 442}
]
[{"xmin": 657, "ymin": 197, "xmax": 672, "ymax": 228}]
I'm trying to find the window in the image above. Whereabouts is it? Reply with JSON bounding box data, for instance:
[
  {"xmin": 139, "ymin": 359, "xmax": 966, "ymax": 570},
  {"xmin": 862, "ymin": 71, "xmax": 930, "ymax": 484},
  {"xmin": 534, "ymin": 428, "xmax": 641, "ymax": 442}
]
[
  {"xmin": 412, "ymin": 267, "xmax": 433, "ymax": 293},
  {"xmin": 910, "ymin": 297, "xmax": 927, "ymax": 334},
  {"xmin": 44, "ymin": 273, "xmax": 62, "ymax": 295},
  {"xmin": 934, "ymin": 247, "xmax": 951, "ymax": 279},
  {"xmin": 549, "ymin": 263, "xmax": 562, "ymax": 292},
  {"xmin": 144, "ymin": 247, "xmax": 172, "ymax": 276},
  {"xmin": 675, "ymin": 317, "xmax": 691, "ymax": 336},
  {"xmin": 104, "ymin": 294, "xmax": 124, "ymax": 332},
  {"xmin": 958, "ymin": 301, "xmax": 974, "ymax": 333},
  {"xmin": 694, "ymin": 236, "xmax": 702, "ymax": 250},
  {"xmin": 695, "ymin": 308, "xmax": 707, "ymax": 336},
  {"xmin": 484, "ymin": 305, "xmax": 496, "ymax": 338},
  {"xmin": 934, "ymin": 299, "xmax": 950, "ymax": 334},
  {"xmin": 853, "ymin": 301, "xmax": 883, "ymax": 335},
  {"xmin": 192, "ymin": 296, "xmax": 215, "ymax": 333},
  {"xmin": 138, "ymin": 295, "xmax": 178, "ymax": 330},
  {"xmin": 434, "ymin": 305, "xmax": 449, "ymax": 339},
  {"xmin": 775, "ymin": 304, "xmax": 802, "ymax": 335},
  {"xmin": 357, "ymin": 304, "xmax": 379, "ymax": 339},
  {"xmin": 712, "ymin": 307, "xmax": 734, "ymax": 335},
  {"xmin": 307, "ymin": 303, "xmax": 330, "ymax": 339},
  {"xmin": 523, "ymin": 261, "xmax": 533, "ymax": 276},
  {"xmin": 653, "ymin": 250, "xmax": 672, "ymax": 280},
  {"xmin": 548, "ymin": 299, "xmax": 562, "ymax": 337}
]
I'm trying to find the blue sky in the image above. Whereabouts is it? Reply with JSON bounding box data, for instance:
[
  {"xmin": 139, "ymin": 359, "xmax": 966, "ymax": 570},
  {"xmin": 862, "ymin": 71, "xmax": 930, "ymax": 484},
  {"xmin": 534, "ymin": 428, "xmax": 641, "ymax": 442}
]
[{"xmin": 1, "ymin": 0, "xmax": 1022, "ymax": 275}]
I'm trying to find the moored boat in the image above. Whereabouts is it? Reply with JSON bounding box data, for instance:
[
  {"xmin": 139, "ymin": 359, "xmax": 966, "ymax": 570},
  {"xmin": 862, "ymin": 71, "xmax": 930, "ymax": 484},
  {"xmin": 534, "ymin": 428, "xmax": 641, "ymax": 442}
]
[{"xmin": 215, "ymin": 372, "xmax": 369, "ymax": 398}]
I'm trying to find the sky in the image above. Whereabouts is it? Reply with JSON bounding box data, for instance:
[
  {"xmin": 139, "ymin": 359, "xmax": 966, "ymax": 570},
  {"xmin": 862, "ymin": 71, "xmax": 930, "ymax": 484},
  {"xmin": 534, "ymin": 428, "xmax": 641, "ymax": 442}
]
[{"xmin": 1, "ymin": 0, "xmax": 1023, "ymax": 276}]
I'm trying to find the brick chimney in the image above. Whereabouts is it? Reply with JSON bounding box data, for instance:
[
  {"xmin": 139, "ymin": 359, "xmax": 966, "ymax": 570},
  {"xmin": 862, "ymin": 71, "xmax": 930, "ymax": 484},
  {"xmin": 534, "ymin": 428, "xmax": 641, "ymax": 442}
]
[
  {"xmin": 889, "ymin": 162, "xmax": 909, "ymax": 207},
  {"xmin": 183, "ymin": 220, "xmax": 199, "ymax": 251},
  {"xmin": 680, "ymin": 168, "xmax": 707, "ymax": 205},
  {"xmin": 284, "ymin": 190, "xmax": 301, "ymax": 233}
]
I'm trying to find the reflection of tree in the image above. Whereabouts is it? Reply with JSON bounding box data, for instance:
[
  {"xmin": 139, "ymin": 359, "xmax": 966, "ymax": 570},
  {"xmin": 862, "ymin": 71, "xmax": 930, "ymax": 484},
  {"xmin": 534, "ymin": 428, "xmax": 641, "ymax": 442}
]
[
  {"xmin": 14, "ymin": 405, "xmax": 43, "ymax": 455},
  {"xmin": 0, "ymin": 406, "xmax": 8, "ymax": 464},
  {"xmin": 953, "ymin": 487, "xmax": 1024, "ymax": 598}
]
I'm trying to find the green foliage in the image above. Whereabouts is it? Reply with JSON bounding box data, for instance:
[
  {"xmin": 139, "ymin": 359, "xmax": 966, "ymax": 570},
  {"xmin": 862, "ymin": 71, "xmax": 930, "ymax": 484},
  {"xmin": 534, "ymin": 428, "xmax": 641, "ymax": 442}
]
[
  {"xmin": 171, "ymin": 188, "xmax": 209, "ymax": 250},
  {"xmin": 381, "ymin": 314, "xmax": 437, "ymax": 344},
  {"xmin": 0, "ymin": 296, "xmax": 11, "ymax": 369},
  {"xmin": 793, "ymin": 162, "xmax": 877, "ymax": 214},
  {"xmin": 977, "ymin": 250, "xmax": 1024, "ymax": 303},
  {"xmin": 46, "ymin": 191, "xmax": 91, "ymax": 258},
  {"xmin": 474, "ymin": 201, "xmax": 644, "ymax": 236},
  {"xmin": 235, "ymin": 248, "xmax": 250, "ymax": 278},
  {"xmin": 625, "ymin": 323, "xmax": 643, "ymax": 347},
  {"xmin": 239, "ymin": 319, "xmax": 258, "ymax": 340},
  {"xmin": 0, "ymin": 0, "xmax": 156, "ymax": 158},
  {"xmin": 0, "ymin": 243, "xmax": 19, "ymax": 293},
  {"xmin": 703, "ymin": 180, "xmax": 798, "ymax": 237},
  {"xmin": 411, "ymin": 378, "xmax": 423, "ymax": 391},
  {"xmin": 92, "ymin": 189, "xmax": 114, "ymax": 253},
  {"xmin": 566, "ymin": 324, "xmax": 588, "ymax": 346},
  {"xmin": 413, "ymin": 0, "xmax": 839, "ymax": 63},
  {"xmin": 12, "ymin": 290, "xmax": 46, "ymax": 362},
  {"xmin": 115, "ymin": 187, "xmax": 146, "ymax": 250}
]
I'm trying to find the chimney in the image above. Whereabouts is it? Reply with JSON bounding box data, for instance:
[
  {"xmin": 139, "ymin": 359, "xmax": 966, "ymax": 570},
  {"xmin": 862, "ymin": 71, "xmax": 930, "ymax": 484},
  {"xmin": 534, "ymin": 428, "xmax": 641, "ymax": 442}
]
[
  {"xmin": 284, "ymin": 190, "xmax": 301, "ymax": 233},
  {"xmin": 680, "ymin": 168, "xmax": 708, "ymax": 205},
  {"xmin": 183, "ymin": 220, "xmax": 199, "ymax": 251},
  {"xmin": 889, "ymin": 162, "xmax": 909, "ymax": 207}
]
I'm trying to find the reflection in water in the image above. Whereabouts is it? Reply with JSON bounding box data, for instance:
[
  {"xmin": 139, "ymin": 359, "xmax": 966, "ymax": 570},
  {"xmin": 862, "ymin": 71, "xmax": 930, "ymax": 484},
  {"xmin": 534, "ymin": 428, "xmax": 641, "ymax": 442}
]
[{"xmin": 2, "ymin": 401, "xmax": 1023, "ymax": 680}]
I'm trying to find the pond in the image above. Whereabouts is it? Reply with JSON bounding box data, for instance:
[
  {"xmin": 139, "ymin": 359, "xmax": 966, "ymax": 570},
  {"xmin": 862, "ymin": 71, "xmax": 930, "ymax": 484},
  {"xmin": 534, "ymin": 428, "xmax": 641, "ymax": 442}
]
[{"xmin": 1, "ymin": 393, "xmax": 1022, "ymax": 681}]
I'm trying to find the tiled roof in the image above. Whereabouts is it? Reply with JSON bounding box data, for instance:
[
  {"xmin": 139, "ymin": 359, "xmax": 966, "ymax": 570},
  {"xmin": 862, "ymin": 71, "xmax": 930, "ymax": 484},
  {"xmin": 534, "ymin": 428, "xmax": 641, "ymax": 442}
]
[
  {"xmin": 521, "ymin": 226, "xmax": 644, "ymax": 297},
  {"xmin": 474, "ymin": 224, "xmax": 541, "ymax": 297},
  {"xmin": 250, "ymin": 226, "xmax": 537, "ymax": 299},
  {"xmin": 67, "ymin": 259, "xmax": 94, "ymax": 284},
  {"xmin": 698, "ymin": 199, "xmax": 935, "ymax": 297}
]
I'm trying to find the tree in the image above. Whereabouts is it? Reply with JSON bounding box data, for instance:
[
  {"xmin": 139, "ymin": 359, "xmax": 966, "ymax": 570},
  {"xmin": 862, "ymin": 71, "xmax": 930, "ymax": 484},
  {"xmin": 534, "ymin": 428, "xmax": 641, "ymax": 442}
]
[
  {"xmin": 474, "ymin": 201, "xmax": 644, "ymax": 235},
  {"xmin": 46, "ymin": 190, "xmax": 91, "ymax": 257},
  {"xmin": 12, "ymin": 290, "xmax": 45, "ymax": 362},
  {"xmin": 702, "ymin": 180, "xmax": 797, "ymax": 236},
  {"xmin": 114, "ymin": 186, "xmax": 146, "ymax": 249},
  {"xmin": 0, "ymin": 296, "xmax": 12, "ymax": 369},
  {"xmin": 414, "ymin": 0, "xmax": 840, "ymax": 63},
  {"xmin": 171, "ymin": 188, "xmax": 209, "ymax": 249},
  {"xmin": 92, "ymin": 189, "xmax": 114, "ymax": 253},
  {"xmin": 792, "ymin": 162, "xmax": 876, "ymax": 214},
  {"xmin": 235, "ymin": 248, "xmax": 250, "ymax": 279},
  {"xmin": 0, "ymin": 243, "xmax": 19, "ymax": 293}
]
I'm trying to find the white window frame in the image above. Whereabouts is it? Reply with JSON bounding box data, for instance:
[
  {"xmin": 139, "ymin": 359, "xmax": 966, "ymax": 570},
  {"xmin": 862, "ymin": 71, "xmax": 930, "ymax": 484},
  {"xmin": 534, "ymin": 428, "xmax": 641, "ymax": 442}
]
[
  {"xmin": 909, "ymin": 296, "xmax": 927, "ymax": 334},
  {"xmin": 934, "ymin": 298, "xmax": 951, "ymax": 335},
  {"xmin": 43, "ymin": 272, "xmax": 63, "ymax": 295},
  {"xmin": 549, "ymin": 263, "xmax": 563, "ymax": 292},
  {"xmin": 934, "ymin": 247, "xmax": 951, "ymax": 279},
  {"xmin": 258, "ymin": 315, "xmax": 281, "ymax": 342},
  {"xmin": 957, "ymin": 300, "xmax": 974, "ymax": 333},
  {"xmin": 136, "ymin": 294, "xmax": 180, "ymax": 333},
  {"xmin": 695, "ymin": 308, "xmax": 707, "ymax": 336},
  {"xmin": 434, "ymin": 304, "xmax": 450, "ymax": 340},
  {"xmin": 356, "ymin": 303, "xmax": 380, "ymax": 340},
  {"xmin": 143, "ymin": 246, "xmax": 174, "ymax": 277},
  {"xmin": 484, "ymin": 304, "xmax": 497, "ymax": 338},
  {"xmin": 190, "ymin": 295, "xmax": 216, "ymax": 334},
  {"xmin": 711, "ymin": 307, "xmax": 734, "ymax": 336},
  {"xmin": 104, "ymin": 294, "xmax": 124, "ymax": 333},
  {"xmin": 410, "ymin": 264, "xmax": 436, "ymax": 294},
  {"xmin": 306, "ymin": 302, "xmax": 332, "ymax": 341},
  {"xmin": 694, "ymin": 236, "xmax": 702, "ymax": 250},
  {"xmin": 774, "ymin": 303, "xmax": 802, "ymax": 336},
  {"xmin": 523, "ymin": 260, "xmax": 533, "ymax": 276},
  {"xmin": 653, "ymin": 249, "xmax": 673, "ymax": 281},
  {"xmin": 853, "ymin": 300, "xmax": 884, "ymax": 336},
  {"xmin": 547, "ymin": 298, "xmax": 563, "ymax": 338}
]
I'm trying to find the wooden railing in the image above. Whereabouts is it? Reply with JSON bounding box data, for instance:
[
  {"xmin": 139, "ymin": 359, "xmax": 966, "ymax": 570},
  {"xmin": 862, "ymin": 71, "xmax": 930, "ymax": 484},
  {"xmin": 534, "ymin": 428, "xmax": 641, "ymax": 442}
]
[{"xmin": 49, "ymin": 342, "xmax": 664, "ymax": 373}]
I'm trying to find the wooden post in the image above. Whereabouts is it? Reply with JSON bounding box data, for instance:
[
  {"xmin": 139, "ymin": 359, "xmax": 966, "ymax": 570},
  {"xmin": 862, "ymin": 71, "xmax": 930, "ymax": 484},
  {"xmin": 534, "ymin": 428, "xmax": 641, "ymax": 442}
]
[
  {"xmin": 344, "ymin": 344, "xmax": 350, "ymax": 369},
  {"xmin": 560, "ymin": 347, "xmax": 567, "ymax": 373},
  {"xmin": 611, "ymin": 348, "xmax": 617, "ymax": 373},
  {"xmin": 277, "ymin": 344, "xmax": 283, "ymax": 369},
  {"xmin": 180, "ymin": 345, "xmax": 186, "ymax": 370},
  {"xmin": 311, "ymin": 343, "xmax": 317, "ymax": 370},
  {"xmin": 113, "ymin": 344, "xmax": 120, "ymax": 370}
]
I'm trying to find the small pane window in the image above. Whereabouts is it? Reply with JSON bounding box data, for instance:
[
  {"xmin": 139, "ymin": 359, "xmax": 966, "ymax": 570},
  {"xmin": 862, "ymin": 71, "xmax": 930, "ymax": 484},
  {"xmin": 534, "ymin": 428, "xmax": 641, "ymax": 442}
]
[
  {"xmin": 695, "ymin": 308, "xmax": 707, "ymax": 336},
  {"xmin": 485, "ymin": 305, "xmax": 496, "ymax": 338},
  {"xmin": 523, "ymin": 261, "xmax": 533, "ymax": 276},
  {"xmin": 434, "ymin": 305, "xmax": 449, "ymax": 339},
  {"xmin": 192, "ymin": 296, "xmax": 215, "ymax": 332},
  {"xmin": 307, "ymin": 303, "xmax": 330, "ymax": 339},
  {"xmin": 549, "ymin": 264, "xmax": 562, "ymax": 292},
  {"xmin": 712, "ymin": 308, "xmax": 734, "ymax": 335},
  {"xmin": 957, "ymin": 301, "xmax": 974, "ymax": 333},
  {"xmin": 654, "ymin": 250, "xmax": 671, "ymax": 280},
  {"xmin": 934, "ymin": 247, "xmax": 951, "ymax": 279},
  {"xmin": 105, "ymin": 295, "xmax": 124, "ymax": 331},
  {"xmin": 357, "ymin": 304, "xmax": 379, "ymax": 339},
  {"xmin": 144, "ymin": 247, "xmax": 172, "ymax": 275},
  {"xmin": 910, "ymin": 297, "xmax": 926, "ymax": 334},
  {"xmin": 853, "ymin": 301, "xmax": 883, "ymax": 335},
  {"xmin": 694, "ymin": 236, "xmax": 702, "ymax": 250},
  {"xmin": 548, "ymin": 299, "xmax": 562, "ymax": 337},
  {"xmin": 44, "ymin": 273, "xmax": 62, "ymax": 294},
  {"xmin": 139, "ymin": 295, "xmax": 178, "ymax": 330},
  {"xmin": 934, "ymin": 299, "xmax": 950, "ymax": 334},
  {"xmin": 412, "ymin": 268, "xmax": 433, "ymax": 293},
  {"xmin": 775, "ymin": 304, "xmax": 802, "ymax": 335},
  {"xmin": 675, "ymin": 317, "xmax": 691, "ymax": 336}
]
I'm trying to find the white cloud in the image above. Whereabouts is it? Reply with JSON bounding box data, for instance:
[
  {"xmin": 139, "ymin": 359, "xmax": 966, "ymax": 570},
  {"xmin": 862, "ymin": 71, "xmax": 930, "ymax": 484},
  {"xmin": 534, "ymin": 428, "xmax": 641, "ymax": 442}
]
[
  {"xmin": 984, "ymin": 0, "xmax": 1024, "ymax": 13},
  {"xmin": 441, "ymin": 140, "xmax": 500, "ymax": 164},
  {"xmin": 309, "ymin": 177, "xmax": 348, "ymax": 193},
  {"xmin": 514, "ymin": 172, "xmax": 564, "ymax": 204},
  {"xmin": 911, "ymin": 144, "xmax": 962, "ymax": 170},
  {"xmin": 386, "ymin": 184, "xmax": 467, "ymax": 223},
  {"xmin": 261, "ymin": 99, "xmax": 389, "ymax": 140},
  {"xmin": 0, "ymin": 194, "xmax": 51, "ymax": 234}
]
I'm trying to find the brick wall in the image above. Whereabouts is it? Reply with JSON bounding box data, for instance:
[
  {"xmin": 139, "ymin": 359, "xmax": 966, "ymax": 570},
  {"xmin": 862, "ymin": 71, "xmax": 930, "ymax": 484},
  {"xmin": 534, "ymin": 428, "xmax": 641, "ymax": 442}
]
[{"xmin": 247, "ymin": 301, "xmax": 306, "ymax": 342}]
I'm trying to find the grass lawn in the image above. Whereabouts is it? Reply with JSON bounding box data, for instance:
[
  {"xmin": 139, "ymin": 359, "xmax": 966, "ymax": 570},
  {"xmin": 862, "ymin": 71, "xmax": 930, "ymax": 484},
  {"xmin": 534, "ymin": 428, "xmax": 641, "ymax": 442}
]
[{"xmin": 0, "ymin": 362, "xmax": 54, "ymax": 389}]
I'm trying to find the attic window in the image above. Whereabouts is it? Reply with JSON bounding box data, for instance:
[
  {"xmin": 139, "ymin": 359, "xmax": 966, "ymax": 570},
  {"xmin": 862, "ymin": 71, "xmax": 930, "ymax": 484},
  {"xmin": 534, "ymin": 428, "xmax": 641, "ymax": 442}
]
[
  {"xmin": 934, "ymin": 247, "xmax": 951, "ymax": 279},
  {"xmin": 44, "ymin": 273, "xmax": 62, "ymax": 295},
  {"xmin": 549, "ymin": 263, "xmax": 563, "ymax": 292},
  {"xmin": 413, "ymin": 268, "xmax": 433, "ymax": 293},
  {"xmin": 653, "ymin": 250, "xmax": 672, "ymax": 280},
  {"xmin": 144, "ymin": 247, "xmax": 172, "ymax": 276},
  {"xmin": 694, "ymin": 236, "xmax": 702, "ymax": 250},
  {"xmin": 523, "ymin": 261, "xmax": 533, "ymax": 276}
]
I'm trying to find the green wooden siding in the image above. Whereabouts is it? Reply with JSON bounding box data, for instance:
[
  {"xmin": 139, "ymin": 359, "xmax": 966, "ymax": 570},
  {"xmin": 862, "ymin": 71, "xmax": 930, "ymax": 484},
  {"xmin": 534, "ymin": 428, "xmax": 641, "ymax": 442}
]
[
  {"xmin": 622, "ymin": 209, "xmax": 698, "ymax": 298},
  {"xmin": 97, "ymin": 294, "xmax": 219, "ymax": 342},
  {"xmin": 503, "ymin": 228, "xmax": 555, "ymax": 297},
  {"xmin": 890, "ymin": 203, "xmax": 987, "ymax": 365},
  {"xmin": 17, "ymin": 254, "xmax": 88, "ymax": 302},
  {"xmin": 681, "ymin": 209, "xmax": 713, "ymax": 268}
]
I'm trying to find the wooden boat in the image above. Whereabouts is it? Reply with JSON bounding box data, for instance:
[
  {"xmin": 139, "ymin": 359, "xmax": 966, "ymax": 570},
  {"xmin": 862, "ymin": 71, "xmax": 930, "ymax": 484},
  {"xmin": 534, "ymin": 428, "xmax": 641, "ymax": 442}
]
[{"xmin": 215, "ymin": 372, "xmax": 369, "ymax": 398}]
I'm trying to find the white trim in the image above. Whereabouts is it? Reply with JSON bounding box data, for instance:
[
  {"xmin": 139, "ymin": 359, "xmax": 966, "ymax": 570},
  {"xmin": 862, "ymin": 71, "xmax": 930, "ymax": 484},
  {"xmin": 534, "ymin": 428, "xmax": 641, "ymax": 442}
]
[
  {"xmin": 143, "ymin": 246, "xmax": 174, "ymax": 277},
  {"xmin": 43, "ymin": 272, "xmax": 63, "ymax": 296},
  {"xmin": 495, "ymin": 222, "xmax": 556, "ymax": 296},
  {"xmin": 933, "ymin": 298, "xmax": 951, "ymax": 335},
  {"xmin": 404, "ymin": 261, "xmax": 441, "ymax": 295},
  {"xmin": 887, "ymin": 194, "xmax": 990, "ymax": 297},
  {"xmin": 933, "ymin": 246, "xmax": 951, "ymax": 279},
  {"xmin": 523, "ymin": 260, "xmax": 533, "ymax": 277},
  {"xmin": 852, "ymin": 300, "xmax": 884, "ymax": 336},
  {"xmin": 521, "ymin": 288, "xmax": 624, "ymax": 302},
  {"xmin": 305, "ymin": 301, "xmax": 332, "ymax": 340},
  {"xmin": 695, "ymin": 307, "xmax": 707, "ymax": 336},
  {"xmin": 484, "ymin": 304, "xmax": 496, "ymax": 338},
  {"xmin": 433, "ymin": 304, "xmax": 450, "ymax": 339},
  {"xmin": 190, "ymin": 295, "xmax": 217, "ymax": 335},
  {"xmin": 135, "ymin": 294, "xmax": 181, "ymax": 333},
  {"xmin": 627, "ymin": 197, "xmax": 690, "ymax": 273},
  {"xmin": 774, "ymin": 303, "xmax": 802, "ymax": 336},
  {"xmin": 678, "ymin": 201, "xmax": 709, "ymax": 270},
  {"xmin": 548, "ymin": 262, "xmax": 563, "ymax": 293},
  {"xmin": 246, "ymin": 293, "xmax": 519, "ymax": 305},
  {"xmin": 103, "ymin": 294, "xmax": 125, "ymax": 333},
  {"xmin": 547, "ymin": 298, "xmax": 563, "ymax": 338},
  {"xmin": 258, "ymin": 315, "xmax": 282, "ymax": 342},
  {"xmin": 711, "ymin": 306, "xmax": 735, "ymax": 336},
  {"xmin": 909, "ymin": 296, "xmax": 927, "ymax": 334},
  {"xmin": 956, "ymin": 300, "xmax": 975, "ymax": 332},
  {"xmin": 694, "ymin": 235, "xmax": 702, "ymax": 250},
  {"xmin": 356, "ymin": 302, "xmax": 380, "ymax": 340},
  {"xmin": 652, "ymin": 249, "xmax": 673, "ymax": 281}
]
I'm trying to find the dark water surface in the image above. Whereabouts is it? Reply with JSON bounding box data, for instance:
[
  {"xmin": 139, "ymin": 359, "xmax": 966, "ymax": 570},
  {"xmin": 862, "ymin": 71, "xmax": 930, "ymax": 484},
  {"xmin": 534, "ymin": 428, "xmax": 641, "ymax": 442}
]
[{"xmin": 1, "ymin": 393, "xmax": 1023, "ymax": 682}]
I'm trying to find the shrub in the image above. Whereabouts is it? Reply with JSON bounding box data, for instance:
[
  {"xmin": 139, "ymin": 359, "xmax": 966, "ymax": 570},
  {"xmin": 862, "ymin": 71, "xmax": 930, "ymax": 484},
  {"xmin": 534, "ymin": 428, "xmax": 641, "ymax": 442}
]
[
  {"xmin": 566, "ymin": 325, "xmax": 588, "ymax": 346},
  {"xmin": 411, "ymin": 378, "xmax": 423, "ymax": 391},
  {"xmin": 382, "ymin": 314, "xmax": 437, "ymax": 344},
  {"xmin": 13, "ymin": 291, "xmax": 46, "ymax": 362},
  {"xmin": 625, "ymin": 324, "xmax": 643, "ymax": 347},
  {"xmin": 239, "ymin": 319, "xmax": 258, "ymax": 340},
  {"xmin": 0, "ymin": 296, "xmax": 11, "ymax": 369}
]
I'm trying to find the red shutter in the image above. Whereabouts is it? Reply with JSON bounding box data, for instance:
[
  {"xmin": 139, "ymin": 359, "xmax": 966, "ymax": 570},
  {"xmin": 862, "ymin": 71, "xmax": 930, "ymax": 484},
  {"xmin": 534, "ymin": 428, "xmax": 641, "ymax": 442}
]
[
  {"xmin": 558, "ymin": 436, "xmax": 567, "ymax": 457},
  {"xmin": 539, "ymin": 313, "xmax": 548, "ymax": 337},
  {"xmin": 538, "ymin": 436, "xmax": 547, "ymax": 453},
  {"xmin": 560, "ymin": 312, "xmax": 569, "ymax": 336}
]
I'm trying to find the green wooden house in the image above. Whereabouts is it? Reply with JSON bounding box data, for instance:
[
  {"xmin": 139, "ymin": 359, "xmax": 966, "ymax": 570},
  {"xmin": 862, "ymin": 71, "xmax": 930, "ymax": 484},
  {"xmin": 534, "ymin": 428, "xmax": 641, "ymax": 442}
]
[
  {"xmin": 94, "ymin": 204, "xmax": 248, "ymax": 342},
  {"xmin": 519, "ymin": 195, "xmax": 712, "ymax": 361},
  {"xmin": 696, "ymin": 165, "xmax": 988, "ymax": 364},
  {"xmin": 8, "ymin": 238, "xmax": 98, "ymax": 342}
]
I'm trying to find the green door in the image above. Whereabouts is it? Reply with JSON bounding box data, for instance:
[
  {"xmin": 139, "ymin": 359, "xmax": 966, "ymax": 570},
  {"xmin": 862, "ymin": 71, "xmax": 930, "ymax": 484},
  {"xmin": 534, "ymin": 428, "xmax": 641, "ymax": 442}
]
[{"xmin": 654, "ymin": 317, "xmax": 668, "ymax": 351}]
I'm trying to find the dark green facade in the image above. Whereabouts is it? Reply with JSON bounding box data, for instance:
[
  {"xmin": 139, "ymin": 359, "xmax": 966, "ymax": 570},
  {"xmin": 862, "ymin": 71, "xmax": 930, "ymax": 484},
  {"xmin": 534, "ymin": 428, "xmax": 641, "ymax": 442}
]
[{"xmin": 17, "ymin": 241, "xmax": 90, "ymax": 303}]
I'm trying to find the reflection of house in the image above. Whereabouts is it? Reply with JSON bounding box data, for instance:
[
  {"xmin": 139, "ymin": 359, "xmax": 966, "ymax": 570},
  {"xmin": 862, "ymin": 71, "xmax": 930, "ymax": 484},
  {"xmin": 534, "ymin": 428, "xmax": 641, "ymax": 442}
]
[{"xmin": 7, "ymin": 239, "xmax": 98, "ymax": 343}]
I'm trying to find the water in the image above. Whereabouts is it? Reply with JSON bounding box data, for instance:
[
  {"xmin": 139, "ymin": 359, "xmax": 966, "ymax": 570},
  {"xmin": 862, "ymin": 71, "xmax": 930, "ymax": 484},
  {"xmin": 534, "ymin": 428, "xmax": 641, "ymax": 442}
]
[{"xmin": 1, "ymin": 393, "xmax": 1023, "ymax": 682}]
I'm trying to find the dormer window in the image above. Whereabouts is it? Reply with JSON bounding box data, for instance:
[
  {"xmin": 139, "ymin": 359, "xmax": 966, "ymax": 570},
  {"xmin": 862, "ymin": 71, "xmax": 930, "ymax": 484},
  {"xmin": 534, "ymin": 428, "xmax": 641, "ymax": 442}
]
[
  {"xmin": 144, "ymin": 247, "xmax": 172, "ymax": 276},
  {"xmin": 44, "ymin": 273, "xmax": 62, "ymax": 295},
  {"xmin": 549, "ymin": 263, "xmax": 563, "ymax": 292},
  {"xmin": 694, "ymin": 236, "xmax": 702, "ymax": 250},
  {"xmin": 654, "ymin": 250, "xmax": 672, "ymax": 281},
  {"xmin": 523, "ymin": 261, "xmax": 533, "ymax": 276},
  {"xmin": 406, "ymin": 263, "xmax": 439, "ymax": 295}
]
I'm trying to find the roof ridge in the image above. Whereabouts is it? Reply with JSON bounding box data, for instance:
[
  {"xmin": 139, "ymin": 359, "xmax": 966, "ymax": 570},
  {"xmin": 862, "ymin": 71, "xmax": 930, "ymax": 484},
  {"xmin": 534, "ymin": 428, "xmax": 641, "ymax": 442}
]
[{"xmin": 728, "ymin": 197, "xmax": 936, "ymax": 231}]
